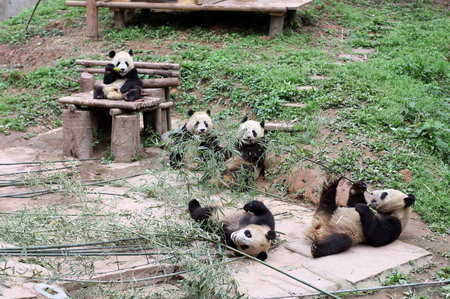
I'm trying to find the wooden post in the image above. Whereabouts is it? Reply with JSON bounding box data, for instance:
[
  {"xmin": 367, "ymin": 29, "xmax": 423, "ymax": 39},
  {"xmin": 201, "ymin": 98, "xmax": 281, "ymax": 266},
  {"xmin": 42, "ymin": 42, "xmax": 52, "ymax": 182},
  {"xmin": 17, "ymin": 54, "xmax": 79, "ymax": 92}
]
[
  {"xmin": 79, "ymin": 72, "xmax": 95, "ymax": 92},
  {"xmin": 62, "ymin": 109, "xmax": 93, "ymax": 159},
  {"xmin": 111, "ymin": 114, "xmax": 141, "ymax": 162},
  {"xmin": 86, "ymin": 0, "xmax": 99, "ymax": 38},
  {"xmin": 155, "ymin": 108, "xmax": 162, "ymax": 134},
  {"xmin": 269, "ymin": 13, "xmax": 285, "ymax": 37},
  {"xmin": 114, "ymin": 10, "xmax": 126, "ymax": 28}
]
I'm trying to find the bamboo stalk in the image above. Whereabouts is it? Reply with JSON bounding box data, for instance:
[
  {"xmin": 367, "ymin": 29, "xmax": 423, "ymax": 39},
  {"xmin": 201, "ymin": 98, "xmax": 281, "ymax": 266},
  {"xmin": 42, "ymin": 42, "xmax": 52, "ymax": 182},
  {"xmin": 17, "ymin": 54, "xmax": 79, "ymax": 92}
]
[
  {"xmin": 0, "ymin": 166, "xmax": 74, "ymax": 177},
  {"xmin": 0, "ymin": 158, "xmax": 100, "ymax": 166}
]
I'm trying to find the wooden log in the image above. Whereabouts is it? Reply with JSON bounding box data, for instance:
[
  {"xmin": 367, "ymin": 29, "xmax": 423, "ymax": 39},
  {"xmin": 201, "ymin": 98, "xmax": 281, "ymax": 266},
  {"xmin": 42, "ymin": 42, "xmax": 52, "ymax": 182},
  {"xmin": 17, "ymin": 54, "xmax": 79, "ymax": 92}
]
[
  {"xmin": 59, "ymin": 94, "xmax": 161, "ymax": 110},
  {"xmin": 155, "ymin": 108, "xmax": 162, "ymax": 134},
  {"xmin": 79, "ymin": 72, "xmax": 95, "ymax": 92},
  {"xmin": 111, "ymin": 114, "xmax": 141, "ymax": 162},
  {"xmin": 114, "ymin": 10, "xmax": 126, "ymax": 28},
  {"xmin": 110, "ymin": 108, "xmax": 124, "ymax": 116},
  {"xmin": 160, "ymin": 106, "xmax": 168, "ymax": 133},
  {"xmin": 142, "ymin": 88, "xmax": 165, "ymax": 99},
  {"xmin": 75, "ymin": 59, "xmax": 180, "ymax": 70},
  {"xmin": 94, "ymin": 78, "xmax": 179, "ymax": 88},
  {"xmin": 66, "ymin": 1, "xmax": 288, "ymax": 13},
  {"xmin": 159, "ymin": 101, "xmax": 174, "ymax": 109},
  {"xmin": 76, "ymin": 67, "xmax": 180, "ymax": 77},
  {"xmin": 86, "ymin": 0, "xmax": 98, "ymax": 38},
  {"xmin": 68, "ymin": 104, "xmax": 77, "ymax": 112},
  {"xmin": 269, "ymin": 13, "xmax": 285, "ymax": 37},
  {"xmin": 62, "ymin": 109, "xmax": 93, "ymax": 159},
  {"xmin": 264, "ymin": 121, "xmax": 297, "ymax": 131}
]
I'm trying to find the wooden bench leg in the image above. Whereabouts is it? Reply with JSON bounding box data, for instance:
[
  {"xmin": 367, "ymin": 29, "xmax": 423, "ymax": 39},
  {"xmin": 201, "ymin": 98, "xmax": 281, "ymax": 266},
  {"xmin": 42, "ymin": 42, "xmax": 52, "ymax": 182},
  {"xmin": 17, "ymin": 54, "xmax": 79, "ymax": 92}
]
[
  {"xmin": 111, "ymin": 114, "xmax": 141, "ymax": 162},
  {"xmin": 269, "ymin": 13, "xmax": 285, "ymax": 37},
  {"xmin": 113, "ymin": 9, "xmax": 126, "ymax": 28},
  {"xmin": 86, "ymin": 0, "xmax": 99, "ymax": 38},
  {"xmin": 63, "ymin": 109, "xmax": 93, "ymax": 159}
]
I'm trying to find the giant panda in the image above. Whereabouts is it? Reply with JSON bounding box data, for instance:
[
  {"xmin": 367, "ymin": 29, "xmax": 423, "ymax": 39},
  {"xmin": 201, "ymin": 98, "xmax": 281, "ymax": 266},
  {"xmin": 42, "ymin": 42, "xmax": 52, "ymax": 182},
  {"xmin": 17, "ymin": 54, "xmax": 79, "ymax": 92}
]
[
  {"xmin": 93, "ymin": 50, "xmax": 143, "ymax": 102},
  {"xmin": 169, "ymin": 110, "xmax": 223, "ymax": 169},
  {"xmin": 220, "ymin": 116, "xmax": 267, "ymax": 187},
  {"xmin": 188, "ymin": 199, "xmax": 276, "ymax": 260},
  {"xmin": 305, "ymin": 177, "xmax": 416, "ymax": 258}
]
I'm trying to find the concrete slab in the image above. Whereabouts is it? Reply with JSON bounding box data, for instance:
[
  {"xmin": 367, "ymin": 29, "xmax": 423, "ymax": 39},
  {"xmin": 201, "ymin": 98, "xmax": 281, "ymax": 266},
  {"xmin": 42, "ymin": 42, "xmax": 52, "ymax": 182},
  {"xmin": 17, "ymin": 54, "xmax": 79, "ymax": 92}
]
[{"xmin": 229, "ymin": 198, "xmax": 431, "ymax": 295}]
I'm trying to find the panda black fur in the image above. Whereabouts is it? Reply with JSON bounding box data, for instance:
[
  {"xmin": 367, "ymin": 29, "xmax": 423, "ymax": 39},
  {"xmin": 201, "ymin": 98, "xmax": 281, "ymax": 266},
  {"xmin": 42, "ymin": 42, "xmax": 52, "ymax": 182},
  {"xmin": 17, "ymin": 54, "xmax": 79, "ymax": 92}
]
[
  {"xmin": 188, "ymin": 199, "xmax": 276, "ymax": 261},
  {"xmin": 93, "ymin": 50, "xmax": 143, "ymax": 102},
  {"xmin": 306, "ymin": 177, "xmax": 416, "ymax": 258},
  {"xmin": 169, "ymin": 110, "xmax": 223, "ymax": 169},
  {"xmin": 221, "ymin": 116, "xmax": 267, "ymax": 186}
]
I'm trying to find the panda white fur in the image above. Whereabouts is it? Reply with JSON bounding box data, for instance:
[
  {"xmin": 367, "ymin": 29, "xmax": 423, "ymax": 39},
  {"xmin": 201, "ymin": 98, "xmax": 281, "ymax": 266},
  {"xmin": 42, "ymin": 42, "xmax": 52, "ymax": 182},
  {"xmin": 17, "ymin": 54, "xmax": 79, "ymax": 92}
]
[
  {"xmin": 306, "ymin": 177, "xmax": 416, "ymax": 258},
  {"xmin": 189, "ymin": 199, "xmax": 276, "ymax": 260},
  {"xmin": 93, "ymin": 50, "xmax": 143, "ymax": 102},
  {"xmin": 169, "ymin": 110, "xmax": 223, "ymax": 169},
  {"xmin": 220, "ymin": 116, "xmax": 267, "ymax": 186}
]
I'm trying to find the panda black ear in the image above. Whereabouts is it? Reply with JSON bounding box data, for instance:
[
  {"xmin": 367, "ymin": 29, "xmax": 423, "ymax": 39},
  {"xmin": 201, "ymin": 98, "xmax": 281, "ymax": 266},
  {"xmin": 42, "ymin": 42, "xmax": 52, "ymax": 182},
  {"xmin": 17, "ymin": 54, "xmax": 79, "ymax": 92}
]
[
  {"xmin": 129, "ymin": 49, "xmax": 133, "ymax": 56},
  {"xmin": 109, "ymin": 51, "xmax": 116, "ymax": 58},
  {"xmin": 260, "ymin": 120, "xmax": 265, "ymax": 128},
  {"xmin": 255, "ymin": 251, "xmax": 268, "ymax": 261},
  {"xmin": 404, "ymin": 194, "xmax": 416, "ymax": 208},
  {"xmin": 241, "ymin": 115, "xmax": 248, "ymax": 123},
  {"xmin": 188, "ymin": 110, "xmax": 194, "ymax": 117},
  {"xmin": 206, "ymin": 110, "xmax": 211, "ymax": 116},
  {"xmin": 266, "ymin": 230, "xmax": 276, "ymax": 240}
]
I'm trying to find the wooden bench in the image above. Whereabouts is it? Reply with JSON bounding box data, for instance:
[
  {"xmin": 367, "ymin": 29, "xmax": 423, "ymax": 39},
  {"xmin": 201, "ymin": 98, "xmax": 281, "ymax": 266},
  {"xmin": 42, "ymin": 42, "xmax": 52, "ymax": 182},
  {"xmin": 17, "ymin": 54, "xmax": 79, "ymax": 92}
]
[
  {"xmin": 65, "ymin": 0, "xmax": 312, "ymax": 37},
  {"xmin": 58, "ymin": 59, "xmax": 180, "ymax": 162}
]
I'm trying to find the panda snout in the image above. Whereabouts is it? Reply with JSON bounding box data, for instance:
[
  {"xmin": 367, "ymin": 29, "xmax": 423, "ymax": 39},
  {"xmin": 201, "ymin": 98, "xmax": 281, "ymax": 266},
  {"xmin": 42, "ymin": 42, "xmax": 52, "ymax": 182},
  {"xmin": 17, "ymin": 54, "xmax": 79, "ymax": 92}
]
[{"xmin": 120, "ymin": 68, "xmax": 126, "ymax": 72}]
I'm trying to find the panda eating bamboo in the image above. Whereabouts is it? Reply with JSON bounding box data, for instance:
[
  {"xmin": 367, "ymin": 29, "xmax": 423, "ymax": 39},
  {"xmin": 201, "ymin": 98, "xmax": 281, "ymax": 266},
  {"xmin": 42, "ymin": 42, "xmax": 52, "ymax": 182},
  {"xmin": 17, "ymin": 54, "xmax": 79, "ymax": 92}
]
[{"xmin": 306, "ymin": 177, "xmax": 416, "ymax": 258}]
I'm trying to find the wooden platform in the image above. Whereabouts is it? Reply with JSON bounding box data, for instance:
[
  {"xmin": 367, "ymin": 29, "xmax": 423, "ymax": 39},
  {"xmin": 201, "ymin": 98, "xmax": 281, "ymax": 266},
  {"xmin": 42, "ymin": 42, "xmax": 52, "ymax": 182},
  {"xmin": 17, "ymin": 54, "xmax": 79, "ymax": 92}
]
[{"xmin": 66, "ymin": 0, "xmax": 312, "ymax": 37}]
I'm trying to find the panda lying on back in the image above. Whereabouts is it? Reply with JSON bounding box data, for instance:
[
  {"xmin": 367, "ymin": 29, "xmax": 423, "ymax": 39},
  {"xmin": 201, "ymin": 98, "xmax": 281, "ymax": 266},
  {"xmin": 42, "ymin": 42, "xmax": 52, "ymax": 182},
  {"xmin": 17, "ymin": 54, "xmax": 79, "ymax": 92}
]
[
  {"xmin": 189, "ymin": 199, "xmax": 276, "ymax": 260},
  {"xmin": 93, "ymin": 49, "xmax": 143, "ymax": 102},
  {"xmin": 169, "ymin": 110, "xmax": 224, "ymax": 169},
  {"xmin": 306, "ymin": 177, "xmax": 416, "ymax": 258}
]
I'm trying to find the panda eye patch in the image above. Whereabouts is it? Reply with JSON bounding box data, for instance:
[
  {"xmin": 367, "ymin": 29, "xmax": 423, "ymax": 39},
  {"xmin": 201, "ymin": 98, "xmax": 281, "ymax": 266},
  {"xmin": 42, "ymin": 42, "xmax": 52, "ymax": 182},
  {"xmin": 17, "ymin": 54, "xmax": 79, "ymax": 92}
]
[
  {"xmin": 204, "ymin": 122, "xmax": 208, "ymax": 128},
  {"xmin": 381, "ymin": 192, "xmax": 388, "ymax": 200},
  {"xmin": 240, "ymin": 245, "xmax": 249, "ymax": 250},
  {"xmin": 195, "ymin": 121, "xmax": 199, "ymax": 126},
  {"xmin": 125, "ymin": 62, "xmax": 129, "ymax": 67},
  {"xmin": 252, "ymin": 130, "xmax": 257, "ymax": 137},
  {"xmin": 116, "ymin": 62, "xmax": 120, "ymax": 66},
  {"xmin": 244, "ymin": 230, "xmax": 252, "ymax": 238}
]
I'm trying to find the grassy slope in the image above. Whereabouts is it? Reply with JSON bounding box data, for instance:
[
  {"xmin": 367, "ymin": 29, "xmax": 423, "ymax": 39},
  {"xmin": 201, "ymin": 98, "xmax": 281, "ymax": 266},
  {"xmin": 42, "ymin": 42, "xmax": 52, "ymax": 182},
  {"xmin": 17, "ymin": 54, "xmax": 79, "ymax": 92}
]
[{"xmin": 0, "ymin": 2, "xmax": 448, "ymax": 229}]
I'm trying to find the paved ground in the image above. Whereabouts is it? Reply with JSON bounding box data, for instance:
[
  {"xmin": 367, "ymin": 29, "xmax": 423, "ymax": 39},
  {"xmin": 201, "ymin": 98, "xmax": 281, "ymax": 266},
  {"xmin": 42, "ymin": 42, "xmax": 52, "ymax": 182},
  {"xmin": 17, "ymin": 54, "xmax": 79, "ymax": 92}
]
[{"xmin": 0, "ymin": 128, "xmax": 433, "ymax": 298}]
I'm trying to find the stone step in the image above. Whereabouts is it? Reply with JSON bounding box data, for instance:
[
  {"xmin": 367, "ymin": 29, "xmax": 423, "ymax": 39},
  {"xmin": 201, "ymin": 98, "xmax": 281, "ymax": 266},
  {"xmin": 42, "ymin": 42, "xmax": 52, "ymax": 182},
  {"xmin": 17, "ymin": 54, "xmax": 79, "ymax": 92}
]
[{"xmin": 309, "ymin": 74, "xmax": 330, "ymax": 80}]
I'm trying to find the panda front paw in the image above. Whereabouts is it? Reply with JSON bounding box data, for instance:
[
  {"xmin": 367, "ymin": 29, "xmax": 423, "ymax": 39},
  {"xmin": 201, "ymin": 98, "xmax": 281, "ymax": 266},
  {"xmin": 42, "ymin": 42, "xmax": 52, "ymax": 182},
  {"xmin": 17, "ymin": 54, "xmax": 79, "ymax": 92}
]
[
  {"xmin": 351, "ymin": 180, "xmax": 367, "ymax": 194},
  {"xmin": 324, "ymin": 176, "xmax": 343, "ymax": 189},
  {"xmin": 243, "ymin": 200, "xmax": 264, "ymax": 213},
  {"xmin": 355, "ymin": 203, "xmax": 370, "ymax": 214}
]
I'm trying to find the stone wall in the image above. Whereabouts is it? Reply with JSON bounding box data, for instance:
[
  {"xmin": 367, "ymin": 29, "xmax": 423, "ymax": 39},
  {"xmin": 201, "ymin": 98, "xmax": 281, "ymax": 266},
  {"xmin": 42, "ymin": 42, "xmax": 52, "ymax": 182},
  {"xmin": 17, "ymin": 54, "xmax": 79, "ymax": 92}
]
[{"xmin": 0, "ymin": 0, "xmax": 39, "ymax": 21}]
